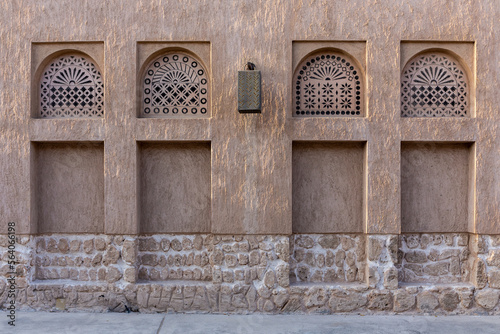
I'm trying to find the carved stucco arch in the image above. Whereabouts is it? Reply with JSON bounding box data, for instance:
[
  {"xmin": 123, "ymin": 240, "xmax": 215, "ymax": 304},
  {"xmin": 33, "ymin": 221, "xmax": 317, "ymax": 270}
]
[
  {"xmin": 141, "ymin": 50, "xmax": 209, "ymax": 117},
  {"xmin": 401, "ymin": 51, "xmax": 469, "ymax": 117},
  {"xmin": 39, "ymin": 52, "xmax": 104, "ymax": 118},
  {"xmin": 293, "ymin": 50, "xmax": 364, "ymax": 117}
]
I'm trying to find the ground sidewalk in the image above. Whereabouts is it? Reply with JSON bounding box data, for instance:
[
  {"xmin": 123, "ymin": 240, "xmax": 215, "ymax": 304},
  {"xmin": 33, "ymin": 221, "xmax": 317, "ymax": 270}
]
[{"xmin": 2, "ymin": 312, "xmax": 500, "ymax": 334}]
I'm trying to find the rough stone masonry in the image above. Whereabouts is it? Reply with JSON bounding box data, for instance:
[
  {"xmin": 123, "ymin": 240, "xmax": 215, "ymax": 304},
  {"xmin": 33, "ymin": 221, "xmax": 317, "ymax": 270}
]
[{"xmin": 2, "ymin": 233, "xmax": 500, "ymax": 314}]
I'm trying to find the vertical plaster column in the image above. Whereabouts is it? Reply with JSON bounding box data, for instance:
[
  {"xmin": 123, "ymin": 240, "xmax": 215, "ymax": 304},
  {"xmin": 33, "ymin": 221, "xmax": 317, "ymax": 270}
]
[
  {"xmin": 474, "ymin": 7, "xmax": 500, "ymax": 235},
  {"xmin": 103, "ymin": 36, "xmax": 138, "ymax": 235},
  {"xmin": 1, "ymin": 5, "xmax": 36, "ymax": 235},
  {"xmin": 211, "ymin": 1, "xmax": 292, "ymax": 235}
]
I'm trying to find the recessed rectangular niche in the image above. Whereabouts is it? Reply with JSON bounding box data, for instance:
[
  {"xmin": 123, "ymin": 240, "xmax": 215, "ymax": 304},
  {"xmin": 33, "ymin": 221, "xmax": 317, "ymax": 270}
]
[
  {"xmin": 139, "ymin": 142, "xmax": 211, "ymax": 233},
  {"xmin": 34, "ymin": 142, "xmax": 104, "ymax": 233},
  {"xmin": 292, "ymin": 142, "xmax": 365, "ymax": 233},
  {"xmin": 401, "ymin": 142, "xmax": 473, "ymax": 233}
]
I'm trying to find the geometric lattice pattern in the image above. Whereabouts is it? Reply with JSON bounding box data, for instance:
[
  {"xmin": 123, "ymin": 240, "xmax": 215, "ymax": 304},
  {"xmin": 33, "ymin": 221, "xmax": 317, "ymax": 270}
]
[
  {"xmin": 40, "ymin": 54, "xmax": 104, "ymax": 118},
  {"xmin": 294, "ymin": 52, "xmax": 363, "ymax": 116},
  {"xmin": 142, "ymin": 53, "xmax": 209, "ymax": 117},
  {"xmin": 401, "ymin": 52, "xmax": 469, "ymax": 117}
]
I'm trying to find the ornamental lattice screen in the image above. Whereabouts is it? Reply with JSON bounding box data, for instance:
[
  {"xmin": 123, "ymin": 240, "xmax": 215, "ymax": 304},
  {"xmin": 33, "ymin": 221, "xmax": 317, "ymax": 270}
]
[
  {"xmin": 401, "ymin": 52, "xmax": 469, "ymax": 117},
  {"xmin": 39, "ymin": 54, "xmax": 104, "ymax": 118},
  {"xmin": 141, "ymin": 52, "xmax": 209, "ymax": 117},
  {"xmin": 293, "ymin": 52, "xmax": 363, "ymax": 117}
]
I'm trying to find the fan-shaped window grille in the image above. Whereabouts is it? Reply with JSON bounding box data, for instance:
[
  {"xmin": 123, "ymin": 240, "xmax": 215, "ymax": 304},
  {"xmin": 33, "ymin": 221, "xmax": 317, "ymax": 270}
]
[
  {"xmin": 39, "ymin": 54, "xmax": 104, "ymax": 118},
  {"xmin": 401, "ymin": 52, "xmax": 469, "ymax": 117},
  {"xmin": 142, "ymin": 53, "xmax": 209, "ymax": 117},
  {"xmin": 294, "ymin": 52, "xmax": 363, "ymax": 116}
]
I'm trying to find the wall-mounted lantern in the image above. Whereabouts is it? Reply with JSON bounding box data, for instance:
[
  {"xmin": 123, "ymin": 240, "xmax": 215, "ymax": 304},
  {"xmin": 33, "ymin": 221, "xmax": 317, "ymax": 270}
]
[{"xmin": 238, "ymin": 62, "xmax": 261, "ymax": 113}]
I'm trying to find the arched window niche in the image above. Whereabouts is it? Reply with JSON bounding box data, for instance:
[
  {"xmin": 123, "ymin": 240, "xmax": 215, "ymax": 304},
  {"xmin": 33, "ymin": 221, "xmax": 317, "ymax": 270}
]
[
  {"xmin": 401, "ymin": 51, "xmax": 470, "ymax": 117},
  {"xmin": 293, "ymin": 50, "xmax": 364, "ymax": 117},
  {"xmin": 140, "ymin": 50, "xmax": 210, "ymax": 118},
  {"xmin": 39, "ymin": 52, "xmax": 104, "ymax": 118}
]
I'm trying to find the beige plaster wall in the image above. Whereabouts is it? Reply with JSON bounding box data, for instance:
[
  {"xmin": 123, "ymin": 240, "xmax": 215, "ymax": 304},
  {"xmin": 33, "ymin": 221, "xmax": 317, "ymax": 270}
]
[
  {"xmin": 139, "ymin": 142, "xmax": 211, "ymax": 234},
  {"xmin": 33, "ymin": 142, "xmax": 104, "ymax": 234},
  {"xmin": 292, "ymin": 142, "xmax": 365, "ymax": 233},
  {"xmin": 0, "ymin": 0, "xmax": 499, "ymax": 235},
  {"xmin": 401, "ymin": 143, "xmax": 471, "ymax": 233}
]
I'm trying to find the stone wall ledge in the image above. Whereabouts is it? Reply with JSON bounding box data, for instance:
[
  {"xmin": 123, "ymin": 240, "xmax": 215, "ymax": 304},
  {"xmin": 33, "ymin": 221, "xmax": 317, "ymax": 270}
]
[
  {"xmin": 31, "ymin": 280, "xmax": 109, "ymax": 287},
  {"xmin": 399, "ymin": 282, "xmax": 474, "ymax": 289},
  {"xmin": 136, "ymin": 280, "xmax": 213, "ymax": 286},
  {"xmin": 289, "ymin": 282, "xmax": 368, "ymax": 289}
]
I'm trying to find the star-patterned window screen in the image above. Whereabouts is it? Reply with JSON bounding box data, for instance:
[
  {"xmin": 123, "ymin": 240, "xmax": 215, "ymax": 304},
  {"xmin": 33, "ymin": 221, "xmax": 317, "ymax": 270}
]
[{"xmin": 293, "ymin": 52, "xmax": 363, "ymax": 117}]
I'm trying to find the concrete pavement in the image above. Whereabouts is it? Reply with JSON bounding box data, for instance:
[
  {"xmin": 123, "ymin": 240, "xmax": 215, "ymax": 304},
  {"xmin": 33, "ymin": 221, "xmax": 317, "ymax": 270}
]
[{"xmin": 2, "ymin": 312, "xmax": 500, "ymax": 334}]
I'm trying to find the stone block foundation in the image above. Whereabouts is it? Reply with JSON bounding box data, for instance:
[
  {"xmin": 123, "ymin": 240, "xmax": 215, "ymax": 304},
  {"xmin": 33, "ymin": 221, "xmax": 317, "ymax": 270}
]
[
  {"xmin": 289, "ymin": 234, "xmax": 365, "ymax": 283},
  {"xmin": 2, "ymin": 233, "xmax": 500, "ymax": 314},
  {"xmin": 397, "ymin": 233, "xmax": 471, "ymax": 284}
]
